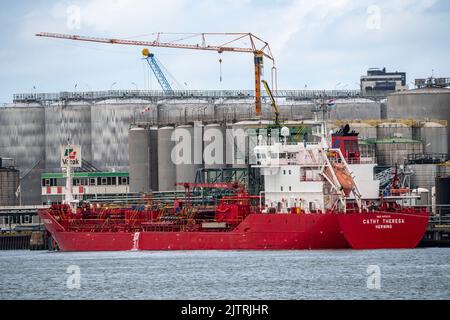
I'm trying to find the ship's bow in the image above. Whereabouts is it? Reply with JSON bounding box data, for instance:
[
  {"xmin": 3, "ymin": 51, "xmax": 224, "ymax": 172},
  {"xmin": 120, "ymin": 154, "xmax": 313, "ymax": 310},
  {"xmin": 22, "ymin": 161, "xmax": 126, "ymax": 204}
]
[{"xmin": 338, "ymin": 210, "xmax": 429, "ymax": 249}]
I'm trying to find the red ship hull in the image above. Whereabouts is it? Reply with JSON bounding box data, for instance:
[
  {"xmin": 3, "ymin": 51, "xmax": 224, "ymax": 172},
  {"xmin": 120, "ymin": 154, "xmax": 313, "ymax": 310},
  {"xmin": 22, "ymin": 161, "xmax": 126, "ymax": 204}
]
[
  {"xmin": 38, "ymin": 207, "xmax": 429, "ymax": 251},
  {"xmin": 38, "ymin": 210, "xmax": 350, "ymax": 251},
  {"xmin": 338, "ymin": 211, "xmax": 429, "ymax": 249}
]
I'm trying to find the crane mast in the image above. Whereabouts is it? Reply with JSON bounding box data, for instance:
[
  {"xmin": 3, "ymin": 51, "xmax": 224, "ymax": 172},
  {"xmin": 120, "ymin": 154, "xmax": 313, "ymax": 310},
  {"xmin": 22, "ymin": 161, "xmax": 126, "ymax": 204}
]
[
  {"xmin": 142, "ymin": 48, "xmax": 173, "ymax": 93},
  {"xmin": 36, "ymin": 32, "xmax": 276, "ymax": 116},
  {"xmin": 261, "ymin": 79, "xmax": 280, "ymax": 126}
]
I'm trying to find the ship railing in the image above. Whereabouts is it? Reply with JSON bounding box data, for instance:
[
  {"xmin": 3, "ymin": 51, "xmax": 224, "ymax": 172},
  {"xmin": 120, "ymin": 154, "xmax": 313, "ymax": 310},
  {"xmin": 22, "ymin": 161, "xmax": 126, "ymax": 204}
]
[
  {"xmin": 344, "ymin": 157, "xmax": 376, "ymax": 165},
  {"xmin": 428, "ymin": 215, "xmax": 450, "ymax": 224}
]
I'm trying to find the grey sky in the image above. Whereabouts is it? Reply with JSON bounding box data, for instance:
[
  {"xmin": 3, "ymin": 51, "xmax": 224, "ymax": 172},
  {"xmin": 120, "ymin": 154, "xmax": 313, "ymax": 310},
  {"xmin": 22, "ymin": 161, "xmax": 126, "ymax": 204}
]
[{"xmin": 0, "ymin": 0, "xmax": 449, "ymax": 102}]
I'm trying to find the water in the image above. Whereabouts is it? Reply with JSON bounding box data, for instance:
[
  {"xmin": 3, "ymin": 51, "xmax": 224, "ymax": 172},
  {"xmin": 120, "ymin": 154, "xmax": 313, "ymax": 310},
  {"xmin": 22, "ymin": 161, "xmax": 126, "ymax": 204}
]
[{"xmin": 0, "ymin": 249, "xmax": 449, "ymax": 300}]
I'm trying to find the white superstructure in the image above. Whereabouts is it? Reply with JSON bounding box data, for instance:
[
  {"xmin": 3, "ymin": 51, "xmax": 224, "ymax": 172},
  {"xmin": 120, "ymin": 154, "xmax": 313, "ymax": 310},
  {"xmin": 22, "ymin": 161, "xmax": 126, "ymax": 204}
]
[{"xmin": 253, "ymin": 122, "xmax": 382, "ymax": 214}]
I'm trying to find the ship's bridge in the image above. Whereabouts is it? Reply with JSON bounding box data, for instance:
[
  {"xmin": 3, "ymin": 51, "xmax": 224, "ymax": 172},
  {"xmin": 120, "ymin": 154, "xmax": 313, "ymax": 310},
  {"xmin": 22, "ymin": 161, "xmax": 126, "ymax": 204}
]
[{"xmin": 254, "ymin": 142, "xmax": 327, "ymax": 168}]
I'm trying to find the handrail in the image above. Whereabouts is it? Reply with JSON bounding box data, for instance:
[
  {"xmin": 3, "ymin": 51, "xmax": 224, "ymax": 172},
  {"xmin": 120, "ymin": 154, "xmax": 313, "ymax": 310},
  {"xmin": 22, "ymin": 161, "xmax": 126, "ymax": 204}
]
[{"xmin": 12, "ymin": 89, "xmax": 390, "ymax": 104}]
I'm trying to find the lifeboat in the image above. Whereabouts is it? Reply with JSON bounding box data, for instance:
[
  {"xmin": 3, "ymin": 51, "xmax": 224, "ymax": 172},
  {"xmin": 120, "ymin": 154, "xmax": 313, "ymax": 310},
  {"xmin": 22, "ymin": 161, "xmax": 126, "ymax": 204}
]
[{"xmin": 333, "ymin": 163, "xmax": 354, "ymax": 196}]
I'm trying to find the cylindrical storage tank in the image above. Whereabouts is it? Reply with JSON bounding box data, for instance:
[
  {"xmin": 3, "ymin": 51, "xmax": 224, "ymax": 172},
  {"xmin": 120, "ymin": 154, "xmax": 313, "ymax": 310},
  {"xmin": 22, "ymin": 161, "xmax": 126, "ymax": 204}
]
[
  {"xmin": 128, "ymin": 127, "xmax": 150, "ymax": 193},
  {"xmin": 0, "ymin": 105, "xmax": 45, "ymax": 205},
  {"xmin": 410, "ymin": 164, "xmax": 438, "ymax": 201},
  {"xmin": 157, "ymin": 126, "xmax": 176, "ymax": 191},
  {"xmin": 330, "ymin": 100, "xmax": 382, "ymax": 120},
  {"xmin": 228, "ymin": 122, "xmax": 251, "ymax": 169},
  {"xmin": 386, "ymin": 88, "xmax": 450, "ymax": 152},
  {"xmin": 350, "ymin": 122, "xmax": 377, "ymax": 140},
  {"xmin": 375, "ymin": 138, "xmax": 423, "ymax": 166},
  {"xmin": 173, "ymin": 124, "xmax": 203, "ymax": 189},
  {"xmin": 0, "ymin": 167, "xmax": 20, "ymax": 206},
  {"xmin": 91, "ymin": 101, "xmax": 151, "ymax": 171},
  {"xmin": 149, "ymin": 127, "xmax": 159, "ymax": 191},
  {"xmin": 377, "ymin": 122, "xmax": 412, "ymax": 140},
  {"xmin": 412, "ymin": 122, "xmax": 448, "ymax": 155},
  {"xmin": 45, "ymin": 102, "xmax": 92, "ymax": 170},
  {"xmin": 203, "ymin": 124, "xmax": 227, "ymax": 169}
]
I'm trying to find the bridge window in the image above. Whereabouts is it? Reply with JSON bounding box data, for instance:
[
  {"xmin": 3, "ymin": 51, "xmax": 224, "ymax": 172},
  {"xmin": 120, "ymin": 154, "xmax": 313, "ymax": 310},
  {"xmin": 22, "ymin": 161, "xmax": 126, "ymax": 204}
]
[
  {"xmin": 42, "ymin": 178, "xmax": 57, "ymax": 187},
  {"xmin": 90, "ymin": 178, "xmax": 96, "ymax": 185}
]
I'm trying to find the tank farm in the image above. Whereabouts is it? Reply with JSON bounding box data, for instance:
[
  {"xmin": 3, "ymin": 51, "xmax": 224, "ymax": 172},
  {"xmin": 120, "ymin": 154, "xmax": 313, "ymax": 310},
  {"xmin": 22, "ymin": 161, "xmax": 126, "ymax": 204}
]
[{"xmin": 1, "ymin": 84, "xmax": 449, "ymax": 250}]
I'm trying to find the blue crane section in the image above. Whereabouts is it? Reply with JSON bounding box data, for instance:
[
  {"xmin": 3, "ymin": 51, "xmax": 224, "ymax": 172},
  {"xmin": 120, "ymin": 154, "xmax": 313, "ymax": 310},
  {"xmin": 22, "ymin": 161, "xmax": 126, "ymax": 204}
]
[{"xmin": 142, "ymin": 48, "xmax": 173, "ymax": 93}]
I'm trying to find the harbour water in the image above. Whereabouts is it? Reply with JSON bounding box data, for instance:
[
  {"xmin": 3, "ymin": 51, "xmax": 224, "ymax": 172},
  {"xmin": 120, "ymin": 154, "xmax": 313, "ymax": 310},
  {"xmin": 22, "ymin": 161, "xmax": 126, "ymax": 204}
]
[{"xmin": 0, "ymin": 248, "xmax": 449, "ymax": 300}]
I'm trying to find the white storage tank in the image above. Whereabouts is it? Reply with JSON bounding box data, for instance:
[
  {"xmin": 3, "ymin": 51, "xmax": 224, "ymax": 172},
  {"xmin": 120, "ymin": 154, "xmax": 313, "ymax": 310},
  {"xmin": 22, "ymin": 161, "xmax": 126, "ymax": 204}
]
[
  {"xmin": 375, "ymin": 138, "xmax": 423, "ymax": 166},
  {"xmin": 128, "ymin": 127, "xmax": 151, "ymax": 193},
  {"xmin": 386, "ymin": 88, "xmax": 450, "ymax": 152},
  {"xmin": 157, "ymin": 126, "xmax": 176, "ymax": 191},
  {"xmin": 412, "ymin": 121, "xmax": 448, "ymax": 155},
  {"xmin": 377, "ymin": 122, "xmax": 412, "ymax": 140},
  {"xmin": 173, "ymin": 124, "xmax": 203, "ymax": 189},
  {"xmin": 203, "ymin": 123, "xmax": 227, "ymax": 169},
  {"xmin": 350, "ymin": 122, "xmax": 377, "ymax": 140}
]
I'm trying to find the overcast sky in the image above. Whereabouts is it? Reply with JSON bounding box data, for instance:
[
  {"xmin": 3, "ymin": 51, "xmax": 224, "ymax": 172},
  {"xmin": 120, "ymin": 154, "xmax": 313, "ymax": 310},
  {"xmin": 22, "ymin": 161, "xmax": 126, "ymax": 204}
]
[{"xmin": 0, "ymin": 0, "xmax": 449, "ymax": 102}]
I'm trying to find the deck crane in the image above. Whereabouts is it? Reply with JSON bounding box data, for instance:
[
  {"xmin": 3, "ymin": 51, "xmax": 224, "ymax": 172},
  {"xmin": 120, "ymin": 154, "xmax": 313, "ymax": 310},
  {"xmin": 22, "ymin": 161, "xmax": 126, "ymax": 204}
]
[
  {"xmin": 36, "ymin": 32, "xmax": 276, "ymax": 116},
  {"xmin": 261, "ymin": 79, "xmax": 280, "ymax": 126},
  {"xmin": 142, "ymin": 48, "xmax": 173, "ymax": 93}
]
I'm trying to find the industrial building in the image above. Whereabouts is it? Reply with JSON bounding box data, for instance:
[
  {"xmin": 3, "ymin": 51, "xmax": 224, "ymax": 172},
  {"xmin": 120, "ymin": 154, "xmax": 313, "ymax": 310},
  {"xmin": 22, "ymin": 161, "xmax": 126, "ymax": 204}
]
[
  {"xmin": 41, "ymin": 171, "xmax": 130, "ymax": 204},
  {"xmin": 361, "ymin": 68, "xmax": 407, "ymax": 92}
]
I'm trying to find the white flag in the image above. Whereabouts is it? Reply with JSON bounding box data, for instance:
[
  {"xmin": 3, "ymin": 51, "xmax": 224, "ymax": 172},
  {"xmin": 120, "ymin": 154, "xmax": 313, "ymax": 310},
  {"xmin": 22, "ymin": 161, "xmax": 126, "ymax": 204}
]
[{"xmin": 15, "ymin": 185, "xmax": 21, "ymax": 198}]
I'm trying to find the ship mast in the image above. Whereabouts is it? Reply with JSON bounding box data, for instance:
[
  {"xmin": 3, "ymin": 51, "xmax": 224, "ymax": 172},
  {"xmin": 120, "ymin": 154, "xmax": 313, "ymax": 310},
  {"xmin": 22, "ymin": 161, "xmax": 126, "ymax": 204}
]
[{"xmin": 63, "ymin": 140, "xmax": 75, "ymax": 212}]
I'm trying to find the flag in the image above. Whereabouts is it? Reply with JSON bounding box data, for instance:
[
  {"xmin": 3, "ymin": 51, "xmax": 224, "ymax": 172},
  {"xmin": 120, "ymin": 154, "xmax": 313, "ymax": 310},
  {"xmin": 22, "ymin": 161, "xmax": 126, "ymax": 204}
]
[
  {"xmin": 15, "ymin": 185, "xmax": 20, "ymax": 198},
  {"xmin": 141, "ymin": 106, "xmax": 151, "ymax": 114},
  {"xmin": 327, "ymin": 99, "xmax": 336, "ymax": 108}
]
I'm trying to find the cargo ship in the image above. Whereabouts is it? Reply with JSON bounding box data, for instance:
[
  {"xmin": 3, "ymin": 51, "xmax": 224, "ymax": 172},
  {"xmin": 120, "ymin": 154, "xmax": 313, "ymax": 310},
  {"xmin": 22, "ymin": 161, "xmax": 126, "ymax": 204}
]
[{"xmin": 38, "ymin": 120, "xmax": 429, "ymax": 251}]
